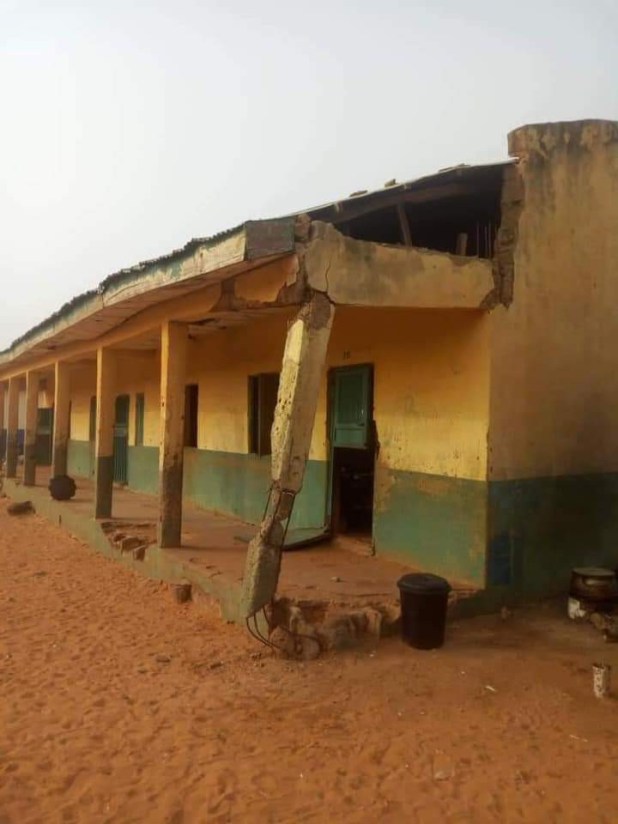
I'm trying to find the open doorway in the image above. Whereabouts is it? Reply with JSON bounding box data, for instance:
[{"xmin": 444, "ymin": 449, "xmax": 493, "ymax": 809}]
[{"xmin": 328, "ymin": 365, "xmax": 375, "ymax": 545}]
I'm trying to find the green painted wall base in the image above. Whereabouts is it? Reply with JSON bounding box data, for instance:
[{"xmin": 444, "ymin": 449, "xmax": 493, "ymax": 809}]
[
  {"xmin": 487, "ymin": 473, "xmax": 618, "ymax": 600},
  {"xmin": 183, "ymin": 448, "xmax": 327, "ymax": 530},
  {"xmin": 68, "ymin": 440, "xmax": 94, "ymax": 478},
  {"xmin": 373, "ymin": 469, "xmax": 487, "ymax": 587},
  {"xmin": 127, "ymin": 446, "xmax": 159, "ymax": 495},
  {"xmin": 68, "ymin": 441, "xmax": 328, "ymax": 531},
  {"xmin": 65, "ymin": 438, "xmax": 618, "ymax": 604}
]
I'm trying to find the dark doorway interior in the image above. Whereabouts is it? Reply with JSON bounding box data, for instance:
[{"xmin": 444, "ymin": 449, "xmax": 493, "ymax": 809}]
[
  {"xmin": 332, "ymin": 446, "xmax": 375, "ymax": 538},
  {"xmin": 329, "ymin": 365, "xmax": 375, "ymax": 543},
  {"xmin": 184, "ymin": 384, "xmax": 199, "ymax": 448}
]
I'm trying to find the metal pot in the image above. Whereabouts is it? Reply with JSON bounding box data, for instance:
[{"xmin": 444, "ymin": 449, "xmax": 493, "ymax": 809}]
[{"xmin": 570, "ymin": 567, "xmax": 618, "ymax": 603}]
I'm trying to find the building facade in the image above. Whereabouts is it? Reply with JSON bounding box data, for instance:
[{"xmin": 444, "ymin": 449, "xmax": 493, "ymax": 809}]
[{"xmin": 1, "ymin": 119, "xmax": 617, "ymax": 608}]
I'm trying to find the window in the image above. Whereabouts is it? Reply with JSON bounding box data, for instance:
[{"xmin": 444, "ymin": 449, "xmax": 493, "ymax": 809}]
[
  {"xmin": 248, "ymin": 373, "xmax": 279, "ymax": 456},
  {"xmin": 184, "ymin": 384, "xmax": 199, "ymax": 448},
  {"xmin": 89, "ymin": 396, "xmax": 97, "ymax": 442},
  {"xmin": 135, "ymin": 393, "xmax": 145, "ymax": 446}
]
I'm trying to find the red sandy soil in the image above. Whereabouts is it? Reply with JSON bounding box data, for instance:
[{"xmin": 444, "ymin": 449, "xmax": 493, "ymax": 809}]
[{"xmin": 2, "ymin": 499, "xmax": 618, "ymax": 823}]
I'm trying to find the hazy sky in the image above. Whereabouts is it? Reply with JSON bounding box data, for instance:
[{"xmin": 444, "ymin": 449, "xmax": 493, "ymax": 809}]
[{"xmin": 1, "ymin": 0, "xmax": 616, "ymax": 350}]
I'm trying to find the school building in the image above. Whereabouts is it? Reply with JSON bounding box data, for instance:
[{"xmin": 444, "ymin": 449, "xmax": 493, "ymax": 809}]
[{"xmin": 1, "ymin": 119, "xmax": 617, "ymax": 615}]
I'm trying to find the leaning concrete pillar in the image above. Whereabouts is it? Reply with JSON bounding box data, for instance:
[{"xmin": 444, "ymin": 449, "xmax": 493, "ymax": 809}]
[
  {"xmin": 52, "ymin": 361, "xmax": 71, "ymax": 477},
  {"xmin": 23, "ymin": 370, "xmax": 39, "ymax": 486},
  {"xmin": 0, "ymin": 382, "xmax": 5, "ymax": 459},
  {"xmin": 94, "ymin": 347, "xmax": 116, "ymax": 519},
  {"xmin": 5, "ymin": 377, "xmax": 20, "ymax": 478},
  {"xmin": 240, "ymin": 292, "xmax": 334, "ymax": 618},
  {"xmin": 158, "ymin": 321, "xmax": 188, "ymax": 548}
]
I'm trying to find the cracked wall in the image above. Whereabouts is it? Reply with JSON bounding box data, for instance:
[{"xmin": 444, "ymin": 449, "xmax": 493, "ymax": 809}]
[{"xmin": 303, "ymin": 221, "xmax": 495, "ymax": 309}]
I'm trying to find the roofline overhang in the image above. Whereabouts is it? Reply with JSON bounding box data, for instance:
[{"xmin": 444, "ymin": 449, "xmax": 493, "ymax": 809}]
[
  {"xmin": 0, "ymin": 158, "xmax": 514, "ymax": 376},
  {"xmin": 0, "ymin": 218, "xmax": 297, "ymax": 373}
]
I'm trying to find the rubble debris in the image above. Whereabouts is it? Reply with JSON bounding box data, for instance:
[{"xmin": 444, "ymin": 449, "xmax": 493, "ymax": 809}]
[
  {"xmin": 592, "ymin": 663, "xmax": 611, "ymax": 698},
  {"xmin": 172, "ymin": 581, "xmax": 192, "ymax": 604},
  {"xmin": 7, "ymin": 501, "xmax": 34, "ymax": 516},
  {"xmin": 154, "ymin": 654, "xmax": 172, "ymax": 664},
  {"xmin": 132, "ymin": 546, "xmax": 147, "ymax": 562},
  {"xmin": 119, "ymin": 536, "xmax": 143, "ymax": 553}
]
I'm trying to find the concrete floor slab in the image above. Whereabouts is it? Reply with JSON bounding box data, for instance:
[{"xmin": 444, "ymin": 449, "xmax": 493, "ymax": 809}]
[{"xmin": 4, "ymin": 466, "xmax": 478, "ymax": 650}]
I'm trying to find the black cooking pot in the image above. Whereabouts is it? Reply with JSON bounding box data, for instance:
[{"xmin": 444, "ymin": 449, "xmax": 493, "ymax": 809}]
[{"xmin": 570, "ymin": 567, "xmax": 618, "ymax": 602}]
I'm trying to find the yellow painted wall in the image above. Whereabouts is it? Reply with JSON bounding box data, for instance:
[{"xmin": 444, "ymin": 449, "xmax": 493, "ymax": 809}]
[
  {"xmin": 115, "ymin": 354, "xmax": 160, "ymax": 446},
  {"xmin": 190, "ymin": 313, "xmax": 293, "ymax": 453},
  {"xmin": 188, "ymin": 306, "xmax": 489, "ymax": 480},
  {"xmin": 69, "ymin": 364, "xmax": 96, "ymax": 440},
  {"xmin": 63, "ymin": 306, "xmax": 490, "ymax": 484},
  {"xmin": 489, "ymin": 120, "xmax": 618, "ymax": 480},
  {"xmin": 317, "ymin": 307, "xmax": 489, "ymax": 479},
  {"xmin": 68, "ymin": 354, "xmax": 160, "ymax": 446},
  {"xmin": 1, "ymin": 390, "xmax": 24, "ymax": 427}
]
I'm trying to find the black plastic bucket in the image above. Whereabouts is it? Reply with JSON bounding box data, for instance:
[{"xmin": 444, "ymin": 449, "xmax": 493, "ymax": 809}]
[{"xmin": 397, "ymin": 573, "xmax": 451, "ymax": 650}]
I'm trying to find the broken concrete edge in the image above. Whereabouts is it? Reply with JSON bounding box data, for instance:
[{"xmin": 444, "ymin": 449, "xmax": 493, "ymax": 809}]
[
  {"xmin": 302, "ymin": 220, "xmax": 497, "ymax": 310},
  {"xmin": 213, "ymin": 213, "xmax": 503, "ymax": 317},
  {"xmin": 2, "ymin": 477, "xmax": 241, "ymax": 623}
]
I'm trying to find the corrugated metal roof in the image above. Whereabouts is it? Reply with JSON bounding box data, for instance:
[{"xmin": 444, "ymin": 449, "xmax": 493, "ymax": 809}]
[
  {"xmin": 302, "ymin": 160, "xmax": 512, "ymax": 221},
  {"xmin": 3, "ymin": 223, "xmax": 244, "ymax": 355}
]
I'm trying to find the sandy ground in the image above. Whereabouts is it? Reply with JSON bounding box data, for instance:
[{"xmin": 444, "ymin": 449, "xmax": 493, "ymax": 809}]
[{"xmin": 2, "ymin": 500, "xmax": 618, "ymax": 823}]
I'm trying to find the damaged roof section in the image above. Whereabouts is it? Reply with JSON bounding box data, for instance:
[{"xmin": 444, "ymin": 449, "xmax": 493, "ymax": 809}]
[
  {"xmin": 303, "ymin": 161, "xmax": 511, "ymax": 258},
  {"xmin": 1, "ymin": 159, "xmax": 512, "ymax": 369}
]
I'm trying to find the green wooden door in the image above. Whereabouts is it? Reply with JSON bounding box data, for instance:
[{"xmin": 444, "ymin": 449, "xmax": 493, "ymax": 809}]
[
  {"xmin": 326, "ymin": 365, "xmax": 374, "ymax": 526},
  {"xmin": 113, "ymin": 395, "xmax": 130, "ymax": 484},
  {"xmin": 331, "ymin": 365, "xmax": 372, "ymax": 449}
]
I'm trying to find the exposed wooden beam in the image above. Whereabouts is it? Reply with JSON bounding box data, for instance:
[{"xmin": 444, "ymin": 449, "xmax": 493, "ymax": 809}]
[
  {"xmin": 397, "ymin": 204, "xmax": 413, "ymax": 247},
  {"xmin": 327, "ymin": 183, "xmax": 476, "ymax": 226}
]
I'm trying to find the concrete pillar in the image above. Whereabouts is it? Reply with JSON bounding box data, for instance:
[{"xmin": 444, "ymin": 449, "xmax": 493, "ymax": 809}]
[
  {"xmin": 5, "ymin": 377, "xmax": 20, "ymax": 478},
  {"xmin": 94, "ymin": 347, "xmax": 116, "ymax": 519},
  {"xmin": 0, "ymin": 382, "xmax": 5, "ymax": 459},
  {"xmin": 240, "ymin": 292, "xmax": 334, "ymax": 618},
  {"xmin": 158, "ymin": 321, "xmax": 188, "ymax": 548},
  {"xmin": 23, "ymin": 370, "xmax": 39, "ymax": 486},
  {"xmin": 52, "ymin": 361, "xmax": 71, "ymax": 476}
]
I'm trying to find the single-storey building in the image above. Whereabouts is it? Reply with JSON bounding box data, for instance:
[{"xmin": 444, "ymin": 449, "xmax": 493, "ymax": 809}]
[{"xmin": 1, "ymin": 119, "xmax": 617, "ymax": 614}]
